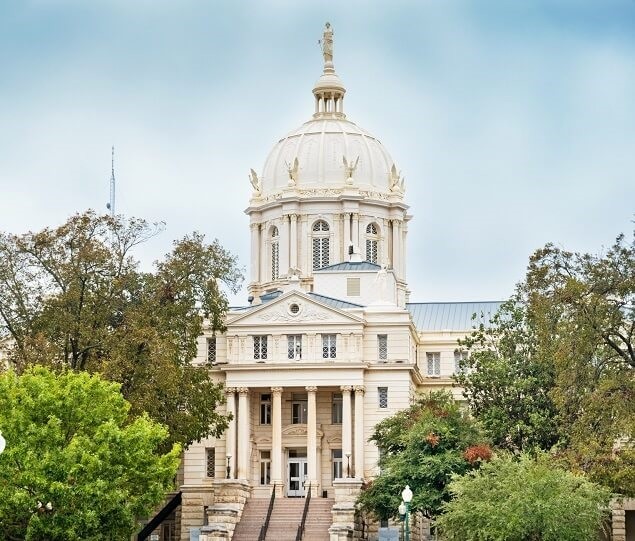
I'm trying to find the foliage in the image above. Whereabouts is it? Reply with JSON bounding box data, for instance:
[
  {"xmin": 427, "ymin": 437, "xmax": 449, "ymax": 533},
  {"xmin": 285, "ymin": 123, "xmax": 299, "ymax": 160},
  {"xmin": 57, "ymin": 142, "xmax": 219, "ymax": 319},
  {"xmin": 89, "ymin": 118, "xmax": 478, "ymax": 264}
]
[
  {"xmin": 436, "ymin": 452, "xmax": 612, "ymax": 541},
  {"xmin": 455, "ymin": 299, "xmax": 561, "ymax": 453},
  {"xmin": 457, "ymin": 231, "xmax": 635, "ymax": 495},
  {"xmin": 0, "ymin": 367, "xmax": 181, "ymax": 541},
  {"xmin": 357, "ymin": 392, "xmax": 488, "ymax": 520},
  {"xmin": 0, "ymin": 211, "xmax": 243, "ymax": 447}
]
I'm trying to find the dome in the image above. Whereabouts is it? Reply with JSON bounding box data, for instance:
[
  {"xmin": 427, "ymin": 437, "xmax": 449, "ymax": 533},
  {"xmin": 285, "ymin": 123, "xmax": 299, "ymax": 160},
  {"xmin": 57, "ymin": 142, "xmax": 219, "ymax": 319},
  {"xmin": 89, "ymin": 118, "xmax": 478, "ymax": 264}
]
[{"xmin": 260, "ymin": 117, "xmax": 395, "ymax": 194}]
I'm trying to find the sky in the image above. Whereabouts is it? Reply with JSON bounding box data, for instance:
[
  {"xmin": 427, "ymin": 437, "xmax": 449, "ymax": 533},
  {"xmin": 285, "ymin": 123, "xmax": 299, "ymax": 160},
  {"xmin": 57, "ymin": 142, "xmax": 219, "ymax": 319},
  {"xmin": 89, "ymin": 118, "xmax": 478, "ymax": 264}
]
[{"xmin": 1, "ymin": 0, "xmax": 634, "ymax": 305}]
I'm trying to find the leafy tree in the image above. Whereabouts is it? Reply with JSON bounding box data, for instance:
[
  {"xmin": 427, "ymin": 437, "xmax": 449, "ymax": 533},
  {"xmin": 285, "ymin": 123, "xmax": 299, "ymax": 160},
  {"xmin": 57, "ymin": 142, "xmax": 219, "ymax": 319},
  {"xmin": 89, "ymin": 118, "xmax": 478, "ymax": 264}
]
[
  {"xmin": 0, "ymin": 211, "xmax": 243, "ymax": 446},
  {"xmin": 357, "ymin": 392, "xmax": 489, "ymax": 520},
  {"xmin": 0, "ymin": 367, "xmax": 181, "ymax": 541},
  {"xmin": 436, "ymin": 452, "xmax": 611, "ymax": 541},
  {"xmin": 455, "ymin": 299, "xmax": 560, "ymax": 453}
]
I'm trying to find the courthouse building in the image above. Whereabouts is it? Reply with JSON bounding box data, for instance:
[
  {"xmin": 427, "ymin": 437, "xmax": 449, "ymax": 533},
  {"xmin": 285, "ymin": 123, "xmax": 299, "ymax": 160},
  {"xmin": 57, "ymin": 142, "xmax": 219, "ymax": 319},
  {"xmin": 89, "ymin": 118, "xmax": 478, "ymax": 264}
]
[{"xmin": 168, "ymin": 23, "xmax": 497, "ymax": 541}]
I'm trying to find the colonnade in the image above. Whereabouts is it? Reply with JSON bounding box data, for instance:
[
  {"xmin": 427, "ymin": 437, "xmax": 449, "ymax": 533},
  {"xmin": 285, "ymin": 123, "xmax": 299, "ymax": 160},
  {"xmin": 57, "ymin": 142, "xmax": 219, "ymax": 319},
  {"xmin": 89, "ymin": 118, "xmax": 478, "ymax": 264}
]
[{"xmin": 224, "ymin": 385, "xmax": 366, "ymax": 492}]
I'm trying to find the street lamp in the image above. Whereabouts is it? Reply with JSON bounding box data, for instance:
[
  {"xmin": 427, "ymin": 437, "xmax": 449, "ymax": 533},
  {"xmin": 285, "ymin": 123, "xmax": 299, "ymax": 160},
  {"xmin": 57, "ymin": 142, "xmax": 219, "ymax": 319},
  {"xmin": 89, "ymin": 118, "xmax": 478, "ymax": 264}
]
[
  {"xmin": 345, "ymin": 452, "xmax": 351, "ymax": 478},
  {"xmin": 0, "ymin": 431, "xmax": 5, "ymax": 455},
  {"xmin": 226, "ymin": 453, "xmax": 232, "ymax": 479},
  {"xmin": 398, "ymin": 501, "xmax": 406, "ymax": 540},
  {"xmin": 401, "ymin": 485, "xmax": 413, "ymax": 541}
]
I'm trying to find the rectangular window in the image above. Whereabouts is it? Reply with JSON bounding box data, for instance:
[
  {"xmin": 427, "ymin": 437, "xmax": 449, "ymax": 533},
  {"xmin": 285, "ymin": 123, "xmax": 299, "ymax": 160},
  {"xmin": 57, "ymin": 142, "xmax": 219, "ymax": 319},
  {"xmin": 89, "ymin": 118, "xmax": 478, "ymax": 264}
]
[
  {"xmin": 454, "ymin": 350, "xmax": 468, "ymax": 374},
  {"xmin": 206, "ymin": 448, "xmax": 215, "ymax": 478},
  {"xmin": 378, "ymin": 387, "xmax": 388, "ymax": 408},
  {"xmin": 207, "ymin": 336, "xmax": 216, "ymax": 364},
  {"xmin": 426, "ymin": 352, "xmax": 441, "ymax": 376},
  {"xmin": 346, "ymin": 277, "xmax": 360, "ymax": 296},
  {"xmin": 253, "ymin": 335, "xmax": 268, "ymax": 360},
  {"xmin": 332, "ymin": 449, "xmax": 343, "ymax": 480},
  {"xmin": 378, "ymin": 334, "xmax": 388, "ymax": 361},
  {"xmin": 260, "ymin": 450, "xmax": 271, "ymax": 485},
  {"xmin": 287, "ymin": 335, "xmax": 302, "ymax": 360},
  {"xmin": 292, "ymin": 393, "xmax": 308, "ymax": 424},
  {"xmin": 260, "ymin": 393, "xmax": 272, "ymax": 425},
  {"xmin": 331, "ymin": 393, "xmax": 343, "ymax": 424},
  {"xmin": 322, "ymin": 334, "xmax": 337, "ymax": 359}
]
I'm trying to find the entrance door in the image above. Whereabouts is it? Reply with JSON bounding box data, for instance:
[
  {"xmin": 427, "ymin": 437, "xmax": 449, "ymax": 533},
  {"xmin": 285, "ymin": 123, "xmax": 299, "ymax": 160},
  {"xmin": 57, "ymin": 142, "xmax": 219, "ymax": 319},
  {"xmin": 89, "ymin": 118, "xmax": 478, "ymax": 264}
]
[{"xmin": 287, "ymin": 458, "xmax": 308, "ymax": 497}]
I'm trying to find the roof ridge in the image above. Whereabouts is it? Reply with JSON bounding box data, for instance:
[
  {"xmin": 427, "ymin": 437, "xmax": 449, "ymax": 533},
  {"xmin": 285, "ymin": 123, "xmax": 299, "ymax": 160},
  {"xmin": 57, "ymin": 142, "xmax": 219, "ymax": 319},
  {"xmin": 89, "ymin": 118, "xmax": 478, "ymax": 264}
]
[
  {"xmin": 406, "ymin": 300, "xmax": 504, "ymax": 305},
  {"xmin": 308, "ymin": 291, "xmax": 365, "ymax": 307}
]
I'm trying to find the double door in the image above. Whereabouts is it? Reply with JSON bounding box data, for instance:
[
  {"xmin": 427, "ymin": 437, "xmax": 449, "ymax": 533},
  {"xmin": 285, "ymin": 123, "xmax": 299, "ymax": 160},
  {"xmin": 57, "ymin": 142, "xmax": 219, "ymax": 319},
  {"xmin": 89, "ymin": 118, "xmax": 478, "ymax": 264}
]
[{"xmin": 287, "ymin": 458, "xmax": 308, "ymax": 497}]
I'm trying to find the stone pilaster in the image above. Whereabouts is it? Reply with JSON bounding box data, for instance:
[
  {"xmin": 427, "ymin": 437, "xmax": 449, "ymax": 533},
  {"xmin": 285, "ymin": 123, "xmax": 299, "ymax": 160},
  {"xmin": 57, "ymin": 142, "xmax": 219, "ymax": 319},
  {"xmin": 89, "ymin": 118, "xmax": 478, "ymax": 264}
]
[
  {"xmin": 329, "ymin": 478, "xmax": 363, "ymax": 541},
  {"xmin": 353, "ymin": 386, "xmax": 365, "ymax": 479}
]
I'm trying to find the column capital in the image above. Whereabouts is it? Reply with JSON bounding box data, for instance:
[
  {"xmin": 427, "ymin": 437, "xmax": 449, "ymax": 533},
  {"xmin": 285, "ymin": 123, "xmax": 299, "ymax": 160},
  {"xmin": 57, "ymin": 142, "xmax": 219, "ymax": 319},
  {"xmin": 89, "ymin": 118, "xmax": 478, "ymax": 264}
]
[
  {"xmin": 237, "ymin": 386, "xmax": 250, "ymax": 394},
  {"xmin": 340, "ymin": 385, "xmax": 353, "ymax": 393},
  {"xmin": 250, "ymin": 222, "xmax": 261, "ymax": 230},
  {"xmin": 225, "ymin": 387, "xmax": 237, "ymax": 395},
  {"xmin": 305, "ymin": 385, "xmax": 318, "ymax": 393},
  {"xmin": 354, "ymin": 385, "xmax": 365, "ymax": 395},
  {"xmin": 289, "ymin": 213, "xmax": 298, "ymax": 222},
  {"xmin": 271, "ymin": 386, "xmax": 283, "ymax": 394}
]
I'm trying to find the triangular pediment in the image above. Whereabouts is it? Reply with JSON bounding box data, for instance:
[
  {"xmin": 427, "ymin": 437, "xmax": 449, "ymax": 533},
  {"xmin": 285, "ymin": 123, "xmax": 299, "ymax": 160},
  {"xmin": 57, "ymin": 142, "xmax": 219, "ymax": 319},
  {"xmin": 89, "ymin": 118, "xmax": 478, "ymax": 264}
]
[{"xmin": 227, "ymin": 290, "xmax": 364, "ymax": 328}]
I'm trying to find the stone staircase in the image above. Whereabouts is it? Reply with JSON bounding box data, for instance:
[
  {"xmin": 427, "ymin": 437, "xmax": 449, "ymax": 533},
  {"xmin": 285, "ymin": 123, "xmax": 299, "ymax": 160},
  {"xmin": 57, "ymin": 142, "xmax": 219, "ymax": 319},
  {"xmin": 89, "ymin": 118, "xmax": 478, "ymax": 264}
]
[{"xmin": 232, "ymin": 497, "xmax": 333, "ymax": 541}]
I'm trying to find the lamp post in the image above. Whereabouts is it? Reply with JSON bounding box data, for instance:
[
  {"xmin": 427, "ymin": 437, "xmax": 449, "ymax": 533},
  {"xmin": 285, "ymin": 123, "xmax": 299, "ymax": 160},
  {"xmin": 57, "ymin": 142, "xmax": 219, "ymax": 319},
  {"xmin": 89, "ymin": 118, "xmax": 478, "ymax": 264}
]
[
  {"xmin": 345, "ymin": 452, "xmax": 351, "ymax": 478},
  {"xmin": 398, "ymin": 501, "xmax": 406, "ymax": 541},
  {"xmin": 226, "ymin": 453, "xmax": 232, "ymax": 479},
  {"xmin": 401, "ymin": 485, "xmax": 413, "ymax": 541}
]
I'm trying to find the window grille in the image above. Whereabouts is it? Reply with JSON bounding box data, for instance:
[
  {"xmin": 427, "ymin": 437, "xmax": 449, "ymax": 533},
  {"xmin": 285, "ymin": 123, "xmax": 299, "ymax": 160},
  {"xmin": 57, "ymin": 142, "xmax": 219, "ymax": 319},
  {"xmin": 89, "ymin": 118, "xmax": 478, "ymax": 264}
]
[
  {"xmin": 312, "ymin": 220, "xmax": 330, "ymax": 269},
  {"xmin": 260, "ymin": 450, "xmax": 271, "ymax": 485},
  {"xmin": 332, "ymin": 449, "xmax": 343, "ymax": 479},
  {"xmin": 206, "ymin": 448, "xmax": 215, "ymax": 477},
  {"xmin": 287, "ymin": 335, "xmax": 302, "ymax": 360},
  {"xmin": 378, "ymin": 387, "xmax": 388, "ymax": 408},
  {"xmin": 207, "ymin": 336, "xmax": 216, "ymax": 364},
  {"xmin": 322, "ymin": 334, "xmax": 337, "ymax": 359},
  {"xmin": 454, "ymin": 350, "xmax": 468, "ymax": 374},
  {"xmin": 347, "ymin": 277, "xmax": 360, "ymax": 296},
  {"xmin": 426, "ymin": 352, "xmax": 441, "ymax": 376},
  {"xmin": 253, "ymin": 335, "xmax": 268, "ymax": 360},
  {"xmin": 260, "ymin": 393, "xmax": 272, "ymax": 424},
  {"xmin": 271, "ymin": 241, "xmax": 279, "ymax": 280},
  {"xmin": 365, "ymin": 222, "xmax": 379, "ymax": 264},
  {"xmin": 331, "ymin": 393, "xmax": 343, "ymax": 424},
  {"xmin": 378, "ymin": 334, "xmax": 388, "ymax": 361},
  {"xmin": 312, "ymin": 220, "xmax": 330, "ymax": 232}
]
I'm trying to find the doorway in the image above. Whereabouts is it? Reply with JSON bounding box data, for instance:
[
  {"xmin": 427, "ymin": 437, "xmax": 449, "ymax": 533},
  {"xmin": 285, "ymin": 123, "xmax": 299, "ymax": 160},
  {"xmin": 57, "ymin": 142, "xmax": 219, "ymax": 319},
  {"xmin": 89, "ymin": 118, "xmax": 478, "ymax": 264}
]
[{"xmin": 287, "ymin": 449, "xmax": 307, "ymax": 497}]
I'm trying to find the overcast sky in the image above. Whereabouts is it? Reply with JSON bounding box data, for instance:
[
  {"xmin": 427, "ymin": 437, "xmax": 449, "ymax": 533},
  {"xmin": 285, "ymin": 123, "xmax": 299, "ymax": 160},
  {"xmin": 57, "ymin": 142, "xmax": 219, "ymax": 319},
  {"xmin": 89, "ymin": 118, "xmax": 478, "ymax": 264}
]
[{"xmin": 1, "ymin": 0, "xmax": 634, "ymax": 305}]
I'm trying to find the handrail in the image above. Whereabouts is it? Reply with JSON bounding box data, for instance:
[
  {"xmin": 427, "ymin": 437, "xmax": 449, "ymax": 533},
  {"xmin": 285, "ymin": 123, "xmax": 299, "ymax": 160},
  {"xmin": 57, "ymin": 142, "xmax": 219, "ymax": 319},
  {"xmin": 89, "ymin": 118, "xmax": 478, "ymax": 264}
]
[
  {"xmin": 258, "ymin": 483, "xmax": 277, "ymax": 541},
  {"xmin": 295, "ymin": 483, "xmax": 312, "ymax": 541}
]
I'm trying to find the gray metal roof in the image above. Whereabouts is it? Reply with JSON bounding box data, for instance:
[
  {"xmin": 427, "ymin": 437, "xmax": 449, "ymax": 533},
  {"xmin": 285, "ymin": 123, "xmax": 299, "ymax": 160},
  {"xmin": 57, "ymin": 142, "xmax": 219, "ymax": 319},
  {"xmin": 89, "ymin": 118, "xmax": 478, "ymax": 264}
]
[
  {"xmin": 314, "ymin": 261, "xmax": 381, "ymax": 272},
  {"xmin": 406, "ymin": 301, "xmax": 503, "ymax": 331},
  {"xmin": 307, "ymin": 292, "xmax": 365, "ymax": 309}
]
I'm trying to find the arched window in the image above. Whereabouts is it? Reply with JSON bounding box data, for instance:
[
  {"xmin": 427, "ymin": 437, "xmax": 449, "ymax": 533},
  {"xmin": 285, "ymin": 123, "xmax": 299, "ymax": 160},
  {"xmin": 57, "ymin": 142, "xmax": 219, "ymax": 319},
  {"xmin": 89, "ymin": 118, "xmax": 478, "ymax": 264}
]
[
  {"xmin": 312, "ymin": 220, "xmax": 330, "ymax": 270},
  {"xmin": 365, "ymin": 222, "xmax": 379, "ymax": 264},
  {"xmin": 271, "ymin": 226, "xmax": 279, "ymax": 280}
]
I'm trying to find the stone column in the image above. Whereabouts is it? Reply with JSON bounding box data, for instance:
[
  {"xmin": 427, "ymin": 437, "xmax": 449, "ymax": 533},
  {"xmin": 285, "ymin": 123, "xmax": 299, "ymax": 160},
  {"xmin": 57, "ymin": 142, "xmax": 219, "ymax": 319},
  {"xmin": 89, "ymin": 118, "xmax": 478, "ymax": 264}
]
[
  {"xmin": 401, "ymin": 219, "xmax": 408, "ymax": 282},
  {"xmin": 236, "ymin": 387, "xmax": 250, "ymax": 480},
  {"xmin": 341, "ymin": 385, "xmax": 353, "ymax": 477},
  {"xmin": 271, "ymin": 386, "xmax": 283, "ymax": 493},
  {"xmin": 354, "ymin": 386, "xmax": 365, "ymax": 479},
  {"xmin": 306, "ymin": 386, "xmax": 318, "ymax": 493},
  {"xmin": 250, "ymin": 223, "xmax": 260, "ymax": 284},
  {"xmin": 343, "ymin": 213, "xmax": 351, "ymax": 259},
  {"xmin": 352, "ymin": 213, "xmax": 360, "ymax": 251},
  {"xmin": 392, "ymin": 219, "xmax": 402, "ymax": 276},
  {"xmin": 225, "ymin": 387, "xmax": 236, "ymax": 479},
  {"xmin": 289, "ymin": 214, "xmax": 298, "ymax": 270},
  {"xmin": 280, "ymin": 215, "xmax": 290, "ymax": 277}
]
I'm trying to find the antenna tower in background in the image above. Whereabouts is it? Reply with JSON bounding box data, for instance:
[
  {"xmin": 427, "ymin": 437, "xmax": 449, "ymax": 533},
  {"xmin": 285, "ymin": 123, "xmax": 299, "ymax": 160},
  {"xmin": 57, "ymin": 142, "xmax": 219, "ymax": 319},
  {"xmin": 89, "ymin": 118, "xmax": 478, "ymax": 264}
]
[{"xmin": 106, "ymin": 145, "xmax": 116, "ymax": 217}]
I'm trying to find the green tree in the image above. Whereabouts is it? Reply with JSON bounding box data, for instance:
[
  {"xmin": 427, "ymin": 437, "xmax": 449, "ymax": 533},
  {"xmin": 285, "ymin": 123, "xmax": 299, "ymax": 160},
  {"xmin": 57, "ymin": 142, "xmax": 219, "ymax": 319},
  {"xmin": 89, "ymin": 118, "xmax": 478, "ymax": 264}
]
[
  {"xmin": 0, "ymin": 367, "xmax": 181, "ymax": 541},
  {"xmin": 454, "ymin": 299, "xmax": 561, "ymax": 453},
  {"xmin": 0, "ymin": 211, "xmax": 243, "ymax": 447},
  {"xmin": 357, "ymin": 392, "xmax": 489, "ymax": 520},
  {"xmin": 436, "ymin": 452, "xmax": 611, "ymax": 541}
]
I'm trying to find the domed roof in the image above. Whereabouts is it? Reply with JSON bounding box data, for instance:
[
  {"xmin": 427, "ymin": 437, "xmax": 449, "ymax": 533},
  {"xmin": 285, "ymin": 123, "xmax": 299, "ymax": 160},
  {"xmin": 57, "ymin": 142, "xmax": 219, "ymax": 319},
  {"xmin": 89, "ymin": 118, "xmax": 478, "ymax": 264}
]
[
  {"xmin": 260, "ymin": 117, "xmax": 394, "ymax": 194},
  {"xmin": 253, "ymin": 23, "xmax": 402, "ymax": 199}
]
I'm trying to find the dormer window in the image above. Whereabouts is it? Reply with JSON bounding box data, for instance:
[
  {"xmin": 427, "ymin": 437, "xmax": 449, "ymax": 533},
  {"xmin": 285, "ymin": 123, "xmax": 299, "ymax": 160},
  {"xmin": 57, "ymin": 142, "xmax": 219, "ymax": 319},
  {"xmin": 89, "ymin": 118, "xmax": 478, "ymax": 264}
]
[{"xmin": 312, "ymin": 220, "xmax": 330, "ymax": 270}]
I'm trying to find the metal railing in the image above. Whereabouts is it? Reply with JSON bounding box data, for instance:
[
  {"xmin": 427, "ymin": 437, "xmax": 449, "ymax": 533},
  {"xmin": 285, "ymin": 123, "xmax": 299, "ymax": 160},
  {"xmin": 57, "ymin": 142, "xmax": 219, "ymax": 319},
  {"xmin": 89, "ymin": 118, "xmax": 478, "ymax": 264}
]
[
  {"xmin": 295, "ymin": 484, "xmax": 312, "ymax": 541},
  {"xmin": 258, "ymin": 483, "xmax": 277, "ymax": 541}
]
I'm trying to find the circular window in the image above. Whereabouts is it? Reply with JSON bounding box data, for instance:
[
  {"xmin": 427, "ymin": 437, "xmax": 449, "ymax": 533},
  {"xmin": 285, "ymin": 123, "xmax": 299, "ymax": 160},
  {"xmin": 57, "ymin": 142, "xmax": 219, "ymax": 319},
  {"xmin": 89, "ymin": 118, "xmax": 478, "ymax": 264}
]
[{"xmin": 289, "ymin": 303, "xmax": 300, "ymax": 315}]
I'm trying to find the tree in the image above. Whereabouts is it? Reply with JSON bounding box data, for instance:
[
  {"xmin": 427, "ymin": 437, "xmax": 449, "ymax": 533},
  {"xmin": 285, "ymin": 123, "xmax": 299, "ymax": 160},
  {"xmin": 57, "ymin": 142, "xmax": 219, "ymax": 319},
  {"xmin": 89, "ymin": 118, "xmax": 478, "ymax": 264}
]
[
  {"xmin": 454, "ymin": 299, "xmax": 561, "ymax": 453},
  {"xmin": 0, "ymin": 211, "xmax": 243, "ymax": 447},
  {"xmin": 0, "ymin": 367, "xmax": 181, "ymax": 541},
  {"xmin": 357, "ymin": 392, "xmax": 489, "ymax": 520},
  {"xmin": 436, "ymin": 452, "xmax": 611, "ymax": 541}
]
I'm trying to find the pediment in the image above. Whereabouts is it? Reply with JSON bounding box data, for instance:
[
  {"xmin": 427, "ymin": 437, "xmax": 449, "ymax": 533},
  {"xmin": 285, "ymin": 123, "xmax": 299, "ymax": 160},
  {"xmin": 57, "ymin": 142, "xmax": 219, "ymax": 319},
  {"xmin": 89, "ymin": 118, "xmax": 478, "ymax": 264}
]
[{"xmin": 227, "ymin": 290, "xmax": 364, "ymax": 328}]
